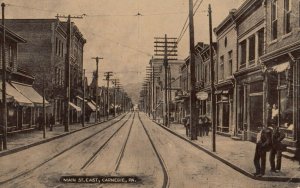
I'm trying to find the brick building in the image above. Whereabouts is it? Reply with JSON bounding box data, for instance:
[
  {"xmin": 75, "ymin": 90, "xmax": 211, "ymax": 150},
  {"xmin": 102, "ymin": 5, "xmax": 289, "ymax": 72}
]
[
  {"xmin": 261, "ymin": 0, "xmax": 300, "ymax": 153},
  {"xmin": 0, "ymin": 25, "xmax": 48, "ymax": 132},
  {"xmin": 5, "ymin": 19, "xmax": 86, "ymax": 124}
]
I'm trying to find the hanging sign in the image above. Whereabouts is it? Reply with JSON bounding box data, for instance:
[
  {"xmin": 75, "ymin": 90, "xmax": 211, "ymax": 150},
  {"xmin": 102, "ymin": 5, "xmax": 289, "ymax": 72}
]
[{"xmin": 196, "ymin": 91, "xmax": 208, "ymax": 100}]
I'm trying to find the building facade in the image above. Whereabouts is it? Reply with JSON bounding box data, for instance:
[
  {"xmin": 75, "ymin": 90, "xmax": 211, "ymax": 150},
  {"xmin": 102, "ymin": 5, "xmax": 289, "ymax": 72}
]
[{"xmin": 5, "ymin": 19, "xmax": 86, "ymax": 124}]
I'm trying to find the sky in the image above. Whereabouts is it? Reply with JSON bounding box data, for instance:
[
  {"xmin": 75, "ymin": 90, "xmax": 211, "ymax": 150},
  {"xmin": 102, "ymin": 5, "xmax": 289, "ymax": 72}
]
[{"xmin": 4, "ymin": 0, "xmax": 245, "ymax": 92}]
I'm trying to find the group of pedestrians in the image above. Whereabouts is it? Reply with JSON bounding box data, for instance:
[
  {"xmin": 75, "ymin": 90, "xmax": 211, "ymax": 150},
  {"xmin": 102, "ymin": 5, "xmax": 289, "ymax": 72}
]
[
  {"xmin": 183, "ymin": 115, "xmax": 211, "ymax": 137},
  {"xmin": 253, "ymin": 125, "xmax": 286, "ymax": 177},
  {"xmin": 36, "ymin": 113, "xmax": 55, "ymax": 131}
]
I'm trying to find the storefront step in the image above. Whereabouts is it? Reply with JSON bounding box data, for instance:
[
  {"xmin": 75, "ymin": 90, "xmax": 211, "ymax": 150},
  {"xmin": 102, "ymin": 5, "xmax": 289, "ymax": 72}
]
[
  {"xmin": 282, "ymin": 138, "xmax": 297, "ymax": 147},
  {"xmin": 282, "ymin": 151, "xmax": 295, "ymax": 160},
  {"xmin": 286, "ymin": 146, "xmax": 297, "ymax": 154},
  {"xmin": 231, "ymin": 136, "xmax": 242, "ymax": 140},
  {"xmin": 216, "ymin": 131, "xmax": 231, "ymax": 137}
]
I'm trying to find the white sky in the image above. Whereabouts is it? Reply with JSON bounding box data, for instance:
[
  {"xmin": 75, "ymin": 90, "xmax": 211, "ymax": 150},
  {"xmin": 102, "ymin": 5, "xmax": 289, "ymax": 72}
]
[{"xmin": 4, "ymin": 0, "xmax": 245, "ymax": 90}]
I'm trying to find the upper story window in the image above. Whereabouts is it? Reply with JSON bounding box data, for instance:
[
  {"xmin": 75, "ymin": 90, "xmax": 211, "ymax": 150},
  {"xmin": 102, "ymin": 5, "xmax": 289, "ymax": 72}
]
[
  {"xmin": 271, "ymin": 0, "xmax": 278, "ymax": 40},
  {"xmin": 240, "ymin": 40, "xmax": 247, "ymax": 69},
  {"xmin": 224, "ymin": 37, "xmax": 227, "ymax": 48},
  {"xmin": 61, "ymin": 42, "xmax": 64, "ymax": 57},
  {"xmin": 248, "ymin": 35, "xmax": 255, "ymax": 65},
  {"xmin": 219, "ymin": 55, "xmax": 224, "ymax": 80},
  {"xmin": 258, "ymin": 28, "xmax": 265, "ymax": 57},
  {"xmin": 284, "ymin": 0, "xmax": 292, "ymax": 34},
  {"xmin": 9, "ymin": 45, "xmax": 13, "ymax": 68},
  {"xmin": 228, "ymin": 51, "xmax": 233, "ymax": 76},
  {"xmin": 55, "ymin": 38, "xmax": 58, "ymax": 55}
]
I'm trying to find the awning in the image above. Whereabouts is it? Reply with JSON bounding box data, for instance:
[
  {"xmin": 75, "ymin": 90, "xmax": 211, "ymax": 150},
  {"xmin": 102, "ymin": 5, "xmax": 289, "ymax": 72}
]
[
  {"xmin": 11, "ymin": 82, "xmax": 49, "ymax": 106},
  {"xmin": 0, "ymin": 93, "xmax": 14, "ymax": 103},
  {"xmin": 0, "ymin": 81, "xmax": 33, "ymax": 106},
  {"xmin": 271, "ymin": 62, "xmax": 290, "ymax": 73},
  {"xmin": 86, "ymin": 102, "xmax": 97, "ymax": 111},
  {"xmin": 69, "ymin": 102, "xmax": 81, "ymax": 112},
  {"xmin": 76, "ymin": 95, "xmax": 87, "ymax": 102}
]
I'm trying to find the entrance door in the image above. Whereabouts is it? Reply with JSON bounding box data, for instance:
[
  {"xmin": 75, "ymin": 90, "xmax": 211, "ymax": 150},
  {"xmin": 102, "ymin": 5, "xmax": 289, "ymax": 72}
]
[{"xmin": 249, "ymin": 95, "xmax": 263, "ymax": 132}]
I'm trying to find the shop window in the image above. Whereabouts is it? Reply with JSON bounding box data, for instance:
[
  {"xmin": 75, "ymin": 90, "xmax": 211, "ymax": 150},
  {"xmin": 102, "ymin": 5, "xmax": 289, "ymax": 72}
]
[
  {"xmin": 284, "ymin": 0, "xmax": 292, "ymax": 34},
  {"xmin": 258, "ymin": 29, "xmax": 264, "ymax": 57},
  {"xmin": 240, "ymin": 40, "xmax": 246, "ymax": 69},
  {"xmin": 271, "ymin": 0, "xmax": 278, "ymax": 40},
  {"xmin": 248, "ymin": 35, "xmax": 255, "ymax": 65},
  {"xmin": 250, "ymin": 81, "xmax": 263, "ymax": 93},
  {"xmin": 228, "ymin": 51, "xmax": 233, "ymax": 76},
  {"xmin": 249, "ymin": 95, "xmax": 263, "ymax": 132}
]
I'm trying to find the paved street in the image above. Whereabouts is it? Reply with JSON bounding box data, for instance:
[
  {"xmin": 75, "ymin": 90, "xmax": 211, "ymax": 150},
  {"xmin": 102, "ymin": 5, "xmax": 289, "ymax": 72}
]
[{"xmin": 0, "ymin": 112, "xmax": 298, "ymax": 188}]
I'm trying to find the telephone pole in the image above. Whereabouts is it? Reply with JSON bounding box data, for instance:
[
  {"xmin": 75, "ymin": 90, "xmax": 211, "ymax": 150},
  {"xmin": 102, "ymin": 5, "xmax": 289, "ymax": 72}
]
[
  {"xmin": 56, "ymin": 14, "xmax": 84, "ymax": 132},
  {"xmin": 91, "ymin": 56, "xmax": 103, "ymax": 122},
  {"xmin": 209, "ymin": 4, "xmax": 216, "ymax": 152},
  {"xmin": 112, "ymin": 79, "xmax": 120, "ymax": 117},
  {"xmin": 82, "ymin": 69, "xmax": 86, "ymax": 127},
  {"xmin": 188, "ymin": 0, "xmax": 198, "ymax": 140},
  {"xmin": 154, "ymin": 36, "xmax": 177, "ymax": 127},
  {"xmin": 104, "ymin": 72, "xmax": 113, "ymax": 120},
  {"xmin": 1, "ymin": 3, "xmax": 7, "ymax": 150}
]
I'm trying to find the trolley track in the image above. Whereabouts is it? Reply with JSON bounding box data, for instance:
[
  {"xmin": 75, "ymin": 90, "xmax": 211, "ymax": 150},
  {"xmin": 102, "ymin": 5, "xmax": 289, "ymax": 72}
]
[
  {"xmin": 81, "ymin": 112, "xmax": 136, "ymax": 170},
  {"xmin": 137, "ymin": 112, "xmax": 170, "ymax": 188},
  {"xmin": 0, "ymin": 113, "xmax": 131, "ymax": 185}
]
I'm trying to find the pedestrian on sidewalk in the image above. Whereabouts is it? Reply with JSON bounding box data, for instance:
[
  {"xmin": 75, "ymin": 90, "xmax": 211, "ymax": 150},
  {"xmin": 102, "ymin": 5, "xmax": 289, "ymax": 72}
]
[
  {"xmin": 183, "ymin": 115, "xmax": 190, "ymax": 137},
  {"xmin": 197, "ymin": 116, "xmax": 203, "ymax": 137},
  {"xmin": 203, "ymin": 116, "xmax": 210, "ymax": 136},
  {"xmin": 269, "ymin": 126, "xmax": 286, "ymax": 172},
  {"xmin": 49, "ymin": 113, "xmax": 55, "ymax": 131},
  {"xmin": 37, "ymin": 113, "xmax": 43, "ymax": 130},
  {"xmin": 253, "ymin": 126, "xmax": 273, "ymax": 177}
]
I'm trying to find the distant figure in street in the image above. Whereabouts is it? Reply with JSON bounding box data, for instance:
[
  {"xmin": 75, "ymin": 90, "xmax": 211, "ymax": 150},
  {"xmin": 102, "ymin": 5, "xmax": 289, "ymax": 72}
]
[
  {"xmin": 269, "ymin": 126, "xmax": 286, "ymax": 172},
  {"xmin": 49, "ymin": 113, "xmax": 55, "ymax": 131},
  {"xmin": 253, "ymin": 126, "xmax": 273, "ymax": 177},
  {"xmin": 203, "ymin": 116, "xmax": 210, "ymax": 136},
  {"xmin": 183, "ymin": 115, "xmax": 190, "ymax": 137},
  {"xmin": 197, "ymin": 116, "xmax": 203, "ymax": 137}
]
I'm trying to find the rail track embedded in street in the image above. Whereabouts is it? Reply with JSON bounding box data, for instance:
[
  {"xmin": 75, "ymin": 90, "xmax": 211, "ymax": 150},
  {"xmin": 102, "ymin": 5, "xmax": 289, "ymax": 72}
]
[
  {"xmin": 137, "ymin": 112, "xmax": 170, "ymax": 188},
  {"xmin": 0, "ymin": 113, "xmax": 130, "ymax": 185}
]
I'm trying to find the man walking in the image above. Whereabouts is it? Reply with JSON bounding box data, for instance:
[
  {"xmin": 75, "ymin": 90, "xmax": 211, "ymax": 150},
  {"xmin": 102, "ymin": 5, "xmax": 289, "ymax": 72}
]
[
  {"xmin": 253, "ymin": 126, "xmax": 273, "ymax": 177},
  {"xmin": 269, "ymin": 126, "xmax": 286, "ymax": 172}
]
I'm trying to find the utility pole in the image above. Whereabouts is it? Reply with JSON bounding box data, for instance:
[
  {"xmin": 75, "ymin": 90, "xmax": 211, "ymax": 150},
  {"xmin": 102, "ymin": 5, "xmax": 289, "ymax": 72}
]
[
  {"xmin": 112, "ymin": 79, "xmax": 119, "ymax": 117},
  {"xmin": 82, "ymin": 69, "xmax": 86, "ymax": 127},
  {"xmin": 56, "ymin": 14, "xmax": 84, "ymax": 132},
  {"xmin": 42, "ymin": 76, "xmax": 46, "ymax": 138},
  {"xmin": 188, "ymin": 0, "xmax": 198, "ymax": 140},
  {"xmin": 92, "ymin": 56, "xmax": 103, "ymax": 123},
  {"xmin": 154, "ymin": 36, "xmax": 177, "ymax": 127},
  {"xmin": 209, "ymin": 4, "xmax": 216, "ymax": 152},
  {"xmin": 104, "ymin": 72, "xmax": 113, "ymax": 120},
  {"xmin": 1, "ymin": 3, "xmax": 7, "ymax": 150}
]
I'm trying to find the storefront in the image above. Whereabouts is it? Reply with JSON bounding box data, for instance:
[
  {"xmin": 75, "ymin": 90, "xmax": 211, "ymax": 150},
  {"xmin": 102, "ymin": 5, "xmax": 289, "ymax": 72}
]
[
  {"xmin": 235, "ymin": 70, "xmax": 264, "ymax": 141},
  {"xmin": 265, "ymin": 61, "xmax": 294, "ymax": 139}
]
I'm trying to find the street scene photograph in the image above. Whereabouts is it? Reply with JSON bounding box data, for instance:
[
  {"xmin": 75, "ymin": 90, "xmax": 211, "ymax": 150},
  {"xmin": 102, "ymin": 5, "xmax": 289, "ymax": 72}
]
[{"xmin": 0, "ymin": 0, "xmax": 300, "ymax": 187}]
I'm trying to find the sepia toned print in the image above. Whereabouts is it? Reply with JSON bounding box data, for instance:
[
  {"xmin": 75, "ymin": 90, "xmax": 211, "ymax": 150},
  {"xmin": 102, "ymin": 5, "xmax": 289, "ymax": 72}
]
[{"xmin": 0, "ymin": 0, "xmax": 300, "ymax": 187}]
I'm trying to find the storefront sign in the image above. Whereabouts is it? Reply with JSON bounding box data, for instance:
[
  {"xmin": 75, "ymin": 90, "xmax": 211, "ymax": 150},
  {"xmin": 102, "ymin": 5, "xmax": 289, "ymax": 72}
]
[{"xmin": 196, "ymin": 91, "xmax": 208, "ymax": 100}]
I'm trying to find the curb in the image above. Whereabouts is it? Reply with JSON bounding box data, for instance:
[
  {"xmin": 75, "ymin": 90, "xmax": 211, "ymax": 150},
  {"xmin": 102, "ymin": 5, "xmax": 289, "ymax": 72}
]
[
  {"xmin": 0, "ymin": 114, "xmax": 126, "ymax": 158},
  {"xmin": 151, "ymin": 119, "xmax": 300, "ymax": 183}
]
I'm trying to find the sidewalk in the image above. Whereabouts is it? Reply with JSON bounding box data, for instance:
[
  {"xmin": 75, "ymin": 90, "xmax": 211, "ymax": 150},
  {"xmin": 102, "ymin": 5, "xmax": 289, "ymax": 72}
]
[
  {"xmin": 166, "ymin": 122, "xmax": 300, "ymax": 181},
  {"xmin": 0, "ymin": 115, "xmax": 117, "ymax": 156}
]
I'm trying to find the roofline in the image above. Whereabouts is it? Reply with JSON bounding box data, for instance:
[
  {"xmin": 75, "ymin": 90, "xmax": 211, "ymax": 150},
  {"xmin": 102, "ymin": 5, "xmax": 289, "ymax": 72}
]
[{"xmin": 0, "ymin": 25, "xmax": 26, "ymax": 43}]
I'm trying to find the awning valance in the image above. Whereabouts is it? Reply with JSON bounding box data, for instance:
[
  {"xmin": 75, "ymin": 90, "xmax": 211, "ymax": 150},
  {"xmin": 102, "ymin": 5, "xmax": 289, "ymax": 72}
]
[
  {"xmin": 0, "ymin": 81, "xmax": 33, "ymax": 107},
  {"xmin": 69, "ymin": 102, "xmax": 81, "ymax": 112},
  {"xmin": 271, "ymin": 62, "xmax": 290, "ymax": 73},
  {"xmin": 87, "ymin": 102, "xmax": 96, "ymax": 111},
  {"xmin": 11, "ymin": 82, "xmax": 49, "ymax": 106}
]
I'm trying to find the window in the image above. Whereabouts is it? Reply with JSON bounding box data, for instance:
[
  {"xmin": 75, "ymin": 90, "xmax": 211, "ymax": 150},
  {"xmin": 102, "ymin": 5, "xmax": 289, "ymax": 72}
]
[
  {"xmin": 248, "ymin": 35, "xmax": 255, "ymax": 65},
  {"xmin": 240, "ymin": 40, "xmax": 246, "ymax": 69},
  {"xmin": 219, "ymin": 56, "xmax": 224, "ymax": 80},
  {"xmin": 224, "ymin": 37, "xmax": 227, "ymax": 47},
  {"xmin": 9, "ymin": 45, "xmax": 13, "ymax": 67},
  {"xmin": 271, "ymin": 0, "xmax": 278, "ymax": 40},
  {"xmin": 228, "ymin": 51, "xmax": 233, "ymax": 76},
  {"xmin": 55, "ymin": 38, "xmax": 58, "ymax": 55},
  {"xmin": 58, "ymin": 40, "xmax": 61, "ymax": 57},
  {"xmin": 258, "ymin": 29, "xmax": 265, "ymax": 57},
  {"xmin": 284, "ymin": 0, "xmax": 292, "ymax": 34},
  {"xmin": 61, "ymin": 42, "xmax": 64, "ymax": 57}
]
